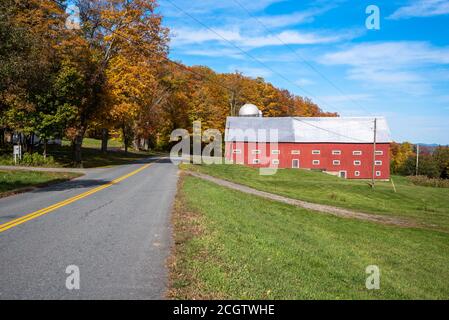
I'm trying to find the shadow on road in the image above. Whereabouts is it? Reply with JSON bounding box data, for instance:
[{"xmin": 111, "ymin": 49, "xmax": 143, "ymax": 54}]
[
  {"xmin": 33, "ymin": 179, "xmax": 112, "ymax": 193},
  {"xmin": 134, "ymin": 156, "xmax": 172, "ymax": 164},
  {"xmin": 32, "ymin": 157, "xmax": 173, "ymax": 193}
]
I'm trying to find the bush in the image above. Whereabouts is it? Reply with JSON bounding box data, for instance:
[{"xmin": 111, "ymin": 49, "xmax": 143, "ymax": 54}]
[
  {"xmin": 19, "ymin": 153, "xmax": 56, "ymax": 167},
  {"xmin": 0, "ymin": 154, "xmax": 14, "ymax": 165},
  {"xmin": 408, "ymin": 175, "xmax": 449, "ymax": 188}
]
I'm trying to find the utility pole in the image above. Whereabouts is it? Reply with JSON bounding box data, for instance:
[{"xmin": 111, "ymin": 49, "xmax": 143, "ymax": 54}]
[
  {"xmin": 371, "ymin": 118, "xmax": 377, "ymax": 188},
  {"xmin": 416, "ymin": 144, "xmax": 420, "ymax": 176}
]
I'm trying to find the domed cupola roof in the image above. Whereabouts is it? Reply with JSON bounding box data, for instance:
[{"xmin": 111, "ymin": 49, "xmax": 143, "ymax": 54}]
[{"xmin": 238, "ymin": 103, "xmax": 261, "ymax": 117}]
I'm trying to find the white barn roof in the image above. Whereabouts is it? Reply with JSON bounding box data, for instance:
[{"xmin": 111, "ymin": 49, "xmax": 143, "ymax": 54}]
[{"xmin": 225, "ymin": 117, "xmax": 392, "ymax": 143}]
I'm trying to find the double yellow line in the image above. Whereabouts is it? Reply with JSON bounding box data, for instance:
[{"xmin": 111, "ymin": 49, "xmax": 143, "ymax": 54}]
[{"xmin": 0, "ymin": 163, "xmax": 152, "ymax": 234}]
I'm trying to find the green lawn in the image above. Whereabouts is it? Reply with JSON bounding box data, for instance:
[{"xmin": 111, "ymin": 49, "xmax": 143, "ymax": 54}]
[
  {"xmin": 169, "ymin": 175, "xmax": 449, "ymax": 299},
  {"xmin": 1, "ymin": 138, "xmax": 160, "ymax": 168},
  {"xmin": 47, "ymin": 145, "xmax": 154, "ymax": 168},
  {"xmin": 61, "ymin": 138, "xmax": 123, "ymax": 149},
  {"xmin": 0, "ymin": 170, "xmax": 81, "ymax": 196},
  {"xmin": 183, "ymin": 164, "xmax": 449, "ymax": 232}
]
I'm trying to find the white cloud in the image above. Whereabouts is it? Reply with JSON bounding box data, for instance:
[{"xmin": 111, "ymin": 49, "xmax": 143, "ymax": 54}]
[
  {"xmin": 171, "ymin": 27, "xmax": 359, "ymax": 49},
  {"xmin": 253, "ymin": 6, "xmax": 335, "ymax": 29},
  {"xmin": 170, "ymin": 27, "xmax": 242, "ymax": 46},
  {"xmin": 388, "ymin": 0, "xmax": 449, "ymax": 20},
  {"xmin": 183, "ymin": 47, "xmax": 244, "ymax": 59},
  {"xmin": 319, "ymin": 42, "xmax": 449, "ymax": 92},
  {"xmin": 243, "ymin": 30, "xmax": 355, "ymax": 47},
  {"xmin": 321, "ymin": 42, "xmax": 449, "ymax": 67}
]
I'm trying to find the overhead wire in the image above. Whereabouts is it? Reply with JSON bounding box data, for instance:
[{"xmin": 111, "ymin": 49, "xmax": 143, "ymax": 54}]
[
  {"xmin": 230, "ymin": 0, "xmax": 374, "ymax": 116},
  {"xmin": 164, "ymin": 0, "xmax": 348, "ymax": 116},
  {"xmin": 100, "ymin": 5, "xmax": 391, "ymax": 143}
]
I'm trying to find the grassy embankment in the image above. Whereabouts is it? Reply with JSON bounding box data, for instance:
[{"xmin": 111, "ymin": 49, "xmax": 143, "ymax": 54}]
[
  {"xmin": 0, "ymin": 170, "xmax": 81, "ymax": 197},
  {"xmin": 0, "ymin": 138, "xmax": 159, "ymax": 168},
  {"xmin": 183, "ymin": 164, "xmax": 449, "ymax": 232},
  {"xmin": 169, "ymin": 174, "xmax": 449, "ymax": 299}
]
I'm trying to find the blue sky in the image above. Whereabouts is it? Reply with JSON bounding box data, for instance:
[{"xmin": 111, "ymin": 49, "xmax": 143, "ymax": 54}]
[{"xmin": 158, "ymin": 0, "xmax": 449, "ymax": 144}]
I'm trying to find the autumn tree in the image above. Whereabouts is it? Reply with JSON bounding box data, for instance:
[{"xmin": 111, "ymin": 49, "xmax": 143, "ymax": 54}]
[
  {"xmin": 74, "ymin": 0, "xmax": 169, "ymax": 154},
  {"xmin": 0, "ymin": 0, "xmax": 72, "ymax": 152},
  {"xmin": 390, "ymin": 142, "xmax": 414, "ymax": 174}
]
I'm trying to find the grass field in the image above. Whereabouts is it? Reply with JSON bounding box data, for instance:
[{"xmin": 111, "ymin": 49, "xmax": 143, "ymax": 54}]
[
  {"xmin": 169, "ymin": 175, "xmax": 449, "ymax": 299},
  {"xmin": 183, "ymin": 164, "xmax": 449, "ymax": 232},
  {"xmin": 0, "ymin": 170, "xmax": 81, "ymax": 196}
]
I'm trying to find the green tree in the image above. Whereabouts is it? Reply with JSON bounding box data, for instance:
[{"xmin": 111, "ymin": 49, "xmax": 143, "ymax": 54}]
[
  {"xmin": 400, "ymin": 154, "xmax": 440, "ymax": 178},
  {"xmin": 433, "ymin": 146, "xmax": 449, "ymax": 179}
]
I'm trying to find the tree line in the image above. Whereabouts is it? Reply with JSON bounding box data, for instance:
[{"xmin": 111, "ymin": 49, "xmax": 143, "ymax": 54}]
[
  {"xmin": 391, "ymin": 142, "xmax": 449, "ymax": 179},
  {"xmin": 0, "ymin": 0, "xmax": 336, "ymax": 166}
]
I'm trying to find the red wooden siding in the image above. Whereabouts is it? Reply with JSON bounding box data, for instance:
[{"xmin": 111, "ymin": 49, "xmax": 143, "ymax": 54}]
[{"xmin": 225, "ymin": 142, "xmax": 390, "ymax": 180}]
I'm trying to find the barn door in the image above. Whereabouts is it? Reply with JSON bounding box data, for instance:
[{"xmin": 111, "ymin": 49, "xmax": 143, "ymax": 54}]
[{"xmin": 292, "ymin": 159, "xmax": 299, "ymax": 168}]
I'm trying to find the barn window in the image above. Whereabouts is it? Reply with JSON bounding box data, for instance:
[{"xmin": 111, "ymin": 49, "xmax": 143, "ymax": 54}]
[
  {"xmin": 272, "ymin": 159, "xmax": 280, "ymax": 165},
  {"xmin": 252, "ymin": 150, "xmax": 261, "ymax": 155},
  {"xmin": 333, "ymin": 160, "xmax": 340, "ymax": 165},
  {"xmin": 353, "ymin": 151, "xmax": 362, "ymax": 155},
  {"xmin": 272, "ymin": 150, "xmax": 280, "ymax": 155},
  {"xmin": 355, "ymin": 171, "xmax": 360, "ymax": 177},
  {"xmin": 375, "ymin": 160, "xmax": 383, "ymax": 165},
  {"xmin": 253, "ymin": 159, "xmax": 260, "ymax": 164},
  {"xmin": 312, "ymin": 150, "xmax": 320, "ymax": 155},
  {"xmin": 375, "ymin": 150, "xmax": 383, "ymax": 155},
  {"xmin": 312, "ymin": 160, "xmax": 320, "ymax": 165},
  {"xmin": 376, "ymin": 171, "xmax": 381, "ymax": 177},
  {"xmin": 233, "ymin": 149, "xmax": 241, "ymax": 154},
  {"xmin": 354, "ymin": 160, "xmax": 361, "ymax": 166},
  {"xmin": 332, "ymin": 150, "xmax": 341, "ymax": 155},
  {"xmin": 291, "ymin": 150, "xmax": 300, "ymax": 155}
]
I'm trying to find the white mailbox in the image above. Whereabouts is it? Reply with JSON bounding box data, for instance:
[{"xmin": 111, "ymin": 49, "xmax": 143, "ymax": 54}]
[{"xmin": 13, "ymin": 145, "xmax": 22, "ymax": 164}]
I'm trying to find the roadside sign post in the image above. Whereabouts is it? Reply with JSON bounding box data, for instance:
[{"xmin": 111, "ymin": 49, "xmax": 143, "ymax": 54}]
[{"xmin": 13, "ymin": 145, "xmax": 22, "ymax": 165}]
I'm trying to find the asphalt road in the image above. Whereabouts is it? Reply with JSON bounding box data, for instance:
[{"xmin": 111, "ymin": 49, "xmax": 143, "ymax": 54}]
[{"xmin": 0, "ymin": 158, "xmax": 178, "ymax": 299}]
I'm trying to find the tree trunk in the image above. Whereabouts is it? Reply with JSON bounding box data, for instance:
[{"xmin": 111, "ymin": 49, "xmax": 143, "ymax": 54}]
[
  {"xmin": 149, "ymin": 135, "xmax": 157, "ymax": 150},
  {"xmin": 30, "ymin": 133, "xmax": 35, "ymax": 154},
  {"xmin": 122, "ymin": 122, "xmax": 128, "ymax": 154},
  {"xmin": 101, "ymin": 128, "xmax": 108, "ymax": 153},
  {"xmin": 0, "ymin": 128, "xmax": 4, "ymax": 149},
  {"xmin": 72, "ymin": 129, "xmax": 85, "ymax": 168},
  {"xmin": 133, "ymin": 138, "xmax": 138, "ymax": 150},
  {"xmin": 43, "ymin": 139, "xmax": 47, "ymax": 159}
]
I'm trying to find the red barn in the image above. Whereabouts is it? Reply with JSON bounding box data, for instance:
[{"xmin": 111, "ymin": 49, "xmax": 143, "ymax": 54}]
[{"xmin": 224, "ymin": 116, "xmax": 392, "ymax": 180}]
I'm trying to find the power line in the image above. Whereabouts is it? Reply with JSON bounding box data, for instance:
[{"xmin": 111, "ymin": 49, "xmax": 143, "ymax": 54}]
[
  {"xmin": 230, "ymin": 0, "xmax": 374, "ymax": 117},
  {"xmin": 164, "ymin": 0, "xmax": 346, "ymax": 115},
  {"xmin": 101, "ymin": 25, "xmax": 237, "ymax": 94},
  {"xmin": 103, "ymin": 23, "xmax": 370, "ymax": 143},
  {"xmin": 102, "ymin": 23, "xmax": 381, "ymax": 144}
]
